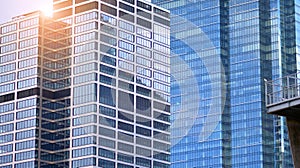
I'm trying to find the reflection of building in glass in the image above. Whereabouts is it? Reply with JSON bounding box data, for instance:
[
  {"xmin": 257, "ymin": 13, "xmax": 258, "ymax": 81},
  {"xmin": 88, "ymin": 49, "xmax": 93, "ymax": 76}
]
[
  {"xmin": 0, "ymin": 0, "xmax": 170, "ymax": 167},
  {"xmin": 153, "ymin": 0, "xmax": 296, "ymax": 168}
]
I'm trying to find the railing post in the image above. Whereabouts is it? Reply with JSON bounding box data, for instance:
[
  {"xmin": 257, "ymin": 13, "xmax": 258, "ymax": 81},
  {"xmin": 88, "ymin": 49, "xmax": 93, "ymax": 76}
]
[
  {"xmin": 265, "ymin": 79, "xmax": 268, "ymax": 105},
  {"xmin": 287, "ymin": 76, "xmax": 290, "ymax": 99}
]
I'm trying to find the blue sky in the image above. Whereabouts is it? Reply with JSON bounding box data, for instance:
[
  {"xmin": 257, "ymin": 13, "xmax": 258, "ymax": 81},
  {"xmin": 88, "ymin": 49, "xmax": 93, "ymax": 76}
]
[{"xmin": 0, "ymin": 0, "xmax": 52, "ymax": 23}]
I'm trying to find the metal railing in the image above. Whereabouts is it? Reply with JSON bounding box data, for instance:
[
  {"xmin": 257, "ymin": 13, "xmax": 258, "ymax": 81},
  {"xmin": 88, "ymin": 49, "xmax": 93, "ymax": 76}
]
[{"xmin": 265, "ymin": 72, "xmax": 300, "ymax": 106}]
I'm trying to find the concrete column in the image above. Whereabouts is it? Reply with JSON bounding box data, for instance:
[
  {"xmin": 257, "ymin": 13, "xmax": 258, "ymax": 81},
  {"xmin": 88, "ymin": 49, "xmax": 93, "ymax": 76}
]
[{"xmin": 286, "ymin": 117, "xmax": 300, "ymax": 168}]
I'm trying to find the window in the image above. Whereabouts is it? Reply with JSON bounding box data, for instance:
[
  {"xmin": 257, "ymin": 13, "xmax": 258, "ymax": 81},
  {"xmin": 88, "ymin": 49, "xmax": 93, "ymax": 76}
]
[
  {"xmin": 119, "ymin": 40, "xmax": 134, "ymax": 52},
  {"xmin": 73, "ymin": 115, "xmax": 97, "ymax": 126},
  {"xmin": 119, "ymin": 20, "xmax": 134, "ymax": 32},
  {"xmin": 0, "ymin": 53, "xmax": 16, "ymax": 64},
  {"xmin": 18, "ymin": 57, "xmax": 38, "ymax": 69},
  {"xmin": 18, "ymin": 67, "xmax": 39, "ymax": 79},
  {"xmin": 136, "ymin": 46, "xmax": 151, "ymax": 57},
  {"xmin": 0, "ymin": 144, "xmax": 12, "ymax": 154},
  {"xmin": 72, "ymin": 136, "xmax": 96, "ymax": 147},
  {"xmin": 137, "ymin": 27, "xmax": 151, "ymax": 38},
  {"xmin": 99, "ymin": 85, "xmax": 116, "ymax": 107},
  {"xmin": 1, "ymin": 24, "xmax": 17, "ymax": 34},
  {"xmin": 74, "ymin": 62, "xmax": 97, "ymax": 74},
  {"xmin": 74, "ymin": 52, "xmax": 97, "ymax": 64},
  {"xmin": 72, "ymin": 146, "xmax": 96, "ymax": 158},
  {"xmin": 18, "ymin": 47, "xmax": 39, "ymax": 59},
  {"xmin": 74, "ymin": 73, "xmax": 97, "ymax": 85},
  {"xmin": 100, "ymin": 23, "xmax": 117, "ymax": 36},
  {"xmin": 0, "ymin": 63, "xmax": 15, "ymax": 73},
  {"xmin": 17, "ymin": 77, "xmax": 39, "ymax": 89},
  {"xmin": 119, "ymin": 30, "xmax": 134, "ymax": 42},
  {"xmin": 119, "ymin": 60, "xmax": 134, "ymax": 72},
  {"xmin": 136, "ymin": 56, "xmax": 151, "ymax": 67},
  {"xmin": 19, "ymin": 37, "xmax": 38, "ymax": 49},
  {"xmin": 73, "ymin": 104, "xmax": 97, "ymax": 116},
  {"xmin": 0, "ymin": 83, "xmax": 14, "ymax": 94},
  {"xmin": 73, "ymin": 125, "xmax": 97, "ymax": 137},
  {"xmin": 100, "ymin": 13, "xmax": 117, "ymax": 25},
  {"xmin": 75, "ymin": 11, "xmax": 98, "ymax": 23},
  {"xmin": 100, "ymin": 105, "xmax": 116, "ymax": 117},
  {"xmin": 74, "ymin": 42, "xmax": 98, "ymax": 54},
  {"xmin": 101, "ymin": 4, "xmax": 117, "ymax": 16},
  {"xmin": 75, "ymin": 22, "xmax": 98, "ymax": 34},
  {"xmin": 16, "ymin": 119, "xmax": 38, "ymax": 130},
  {"xmin": 75, "ymin": 32, "xmax": 98, "ymax": 44},
  {"xmin": 0, "ymin": 43, "xmax": 16, "ymax": 54},
  {"xmin": 136, "ymin": 37, "xmax": 151, "ymax": 48},
  {"xmin": 19, "ymin": 17, "xmax": 39, "ymax": 29},
  {"xmin": 1, "ymin": 33, "xmax": 17, "ymax": 43},
  {"xmin": 119, "ymin": 2, "xmax": 134, "ymax": 13},
  {"xmin": 0, "ymin": 134, "xmax": 13, "ymax": 144},
  {"xmin": 19, "ymin": 27, "xmax": 38, "ymax": 39},
  {"xmin": 0, "ymin": 73, "xmax": 15, "ymax": 84},
  {"xmin": 119, "ymin": 50, "xmax": 134, "ymax": 62}
]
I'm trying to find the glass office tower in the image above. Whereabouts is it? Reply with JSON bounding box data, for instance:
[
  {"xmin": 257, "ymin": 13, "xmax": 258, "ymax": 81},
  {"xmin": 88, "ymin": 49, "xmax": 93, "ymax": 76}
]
[
  {"xmin": 152, "ymin": 0, "xmax": 296, "ymax": 167},
  {"xmin": 0, "ymin": 0, "xmax": 170, "ymax": 167}
]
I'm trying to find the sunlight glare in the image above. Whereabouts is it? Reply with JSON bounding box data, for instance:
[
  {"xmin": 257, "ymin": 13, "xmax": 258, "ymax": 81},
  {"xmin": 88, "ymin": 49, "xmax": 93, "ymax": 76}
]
[{"xmin": 40, "ymin": 4, "xmax": 53, "ymax": 17}]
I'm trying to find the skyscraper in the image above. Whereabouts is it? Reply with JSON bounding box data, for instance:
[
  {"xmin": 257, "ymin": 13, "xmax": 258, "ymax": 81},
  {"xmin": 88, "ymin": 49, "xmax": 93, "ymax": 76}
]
[
  {"xmin": 152, "ymin": 0, "xmax": 295, "ymax": 167},
  {"xmin": 0, "ymin": 0, "xmax": 170, "ymax": 167}
]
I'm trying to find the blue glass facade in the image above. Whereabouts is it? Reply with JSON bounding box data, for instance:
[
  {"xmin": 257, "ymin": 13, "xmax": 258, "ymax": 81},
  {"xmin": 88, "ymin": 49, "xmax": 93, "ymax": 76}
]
[{"xmin": 152, "ymin": 0, "xmax": 296, "ymax": 167}]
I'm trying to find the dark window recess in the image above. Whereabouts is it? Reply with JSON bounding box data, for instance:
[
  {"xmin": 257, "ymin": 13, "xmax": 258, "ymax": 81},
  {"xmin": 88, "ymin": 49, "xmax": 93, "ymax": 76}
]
[
  {"xmin": 99, "ymin": 116, "xmax": 116, "ymax": 128},
  {"xmin": 100, "ymin": 105, "xmax": 116, "ymax": 117},
  {"xmin": 118, "ymin": 70, "xmax": 134, "ymax": 82},
  {"xmin": 0, "ymin": 93, "xmax": 14, "ymax": 103},
  {"xmin": 119, "ymin": 2, "xmax": 134, "ymax": 13},
  {"xmin": 17, "ymin": 88, "xmax": 40, "ymax": 99},
  {"xmin": 153, "ymin": 101, "xmax": 170, "ymax": 113},
  {"xmin": 118, "ymin": 111, "xmax": 134, "ymax": 122},
  {"xmin": 137, "ymin": 1, "xmax": 151, "ymax": 11},
  {"xmin": 99, "ymin": 127, "xmax": 116, "ymax": 138},
  {"xmin": 75, "ymin": 2, "xmax": 98, "ymax": 14},
  {"xmin": 42, "ymin": 89, "xmax": 70, "ymax": 99},
  {"xmin": 118, "ymin": 132, "xmax": 134, "ymax": 143},
  {"xmin": 99, "ymin": 85, "xmax": 116, "ymax": 107},
  {"xmin": 102, "ymin": 0, "xmax": 117, "ymax": 6},
  {"xmin": 117, "ymin": 153, "xmax": 134, "ymax": 164},
  {"xmin": 136, "ymin": 126, "xmax": 151, "ymax": 137},
  {"xmin": 154, "ymin": 111, "xmax": 170, "ymax": 122},
  {"xmin": 100, "ymin": 74, "xmax": 116, "ymax": 86},
  {"xmin": 153, "ymin": 152, "xmax": 170, "ymax": 162},
  {"xmin": 119, "ymin": 11, "xmax": 134, "ymax": 23},
  {"xmin": 154, "ymin": 131, "xmax": 169, "ymax": 142},
  {"xmin": 100, "ymin": 54, "xmax": 116, "ymax": 66},
  {"xmin": 118, "ymin": 121, "xmax": 134, "ymax": 132},
  {"xmin": 101, "ymin": 4, "xmax": 117, "ymax": 16},
  {"xmin": 118, "ymin": 91, "xmax": 134, "ymax": 111},
  {"xmin": 136, "ymin": 157, "xmax": 151, "ymax": 167},
  {"xmin": 53, "ymin": 1, "xmax": 72, "ymax": 10},
  {"xmin": 137, "ymin": 9, "xmax": 151, "ymax": 20},
  {"xmin": 53, "ymin": 8, "xmax": 72, "ymax": 19},
  {"xmin": 136, "ymin": 116, "xmax": 151, "ymax": 127},
  {"xmin": 136, "ymin": 136, "xmax": 151, "ymax": 147},
  {"xmin": 122, "ymin": 0, "xmax": 134, "ymax": 5},
  {"xmin": 136, "ymin": 96, "xmax": 151, "ymax": 116},
  {"xmin": 154, "ymin": 16, "xmax": 170, "ymax": 27},
  {"xmin": 154, "ymin": 121, "xmax": 169, "ymax": 131},
  {"xmin": 154, "ymin": 7, "xmax": 170, "ymax": 19},
  {"xmin": 137, "ymin": 18, "xmax": 151, "ymax": 29},
  {"xmin": 118, "ymin": 80, "xmax": 134, "ymax": 92},
  {"xmin": 118, "ymin": 142, "xmax": 134, "ymax": 153},
  {"xmin": 98, "ymin": 159, "xmax": 115, "ymax": 168},
  {"xmin": 75, "ymin": 0, "xmax": 86, "ymax": 4},
  {"xmin": 136, "ymin": 86, "xmax": 151, "ymax": 97},
  {"xmin": 153, "ymin": 141, "xmax": 170, "ymax": 152}
]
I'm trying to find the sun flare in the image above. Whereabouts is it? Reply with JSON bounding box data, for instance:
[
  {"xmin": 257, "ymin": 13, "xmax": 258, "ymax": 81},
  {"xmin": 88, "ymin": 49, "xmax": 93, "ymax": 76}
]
[{"xmin": 40, "ymin": 5, "xmax": 53, "ymax": 17}]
